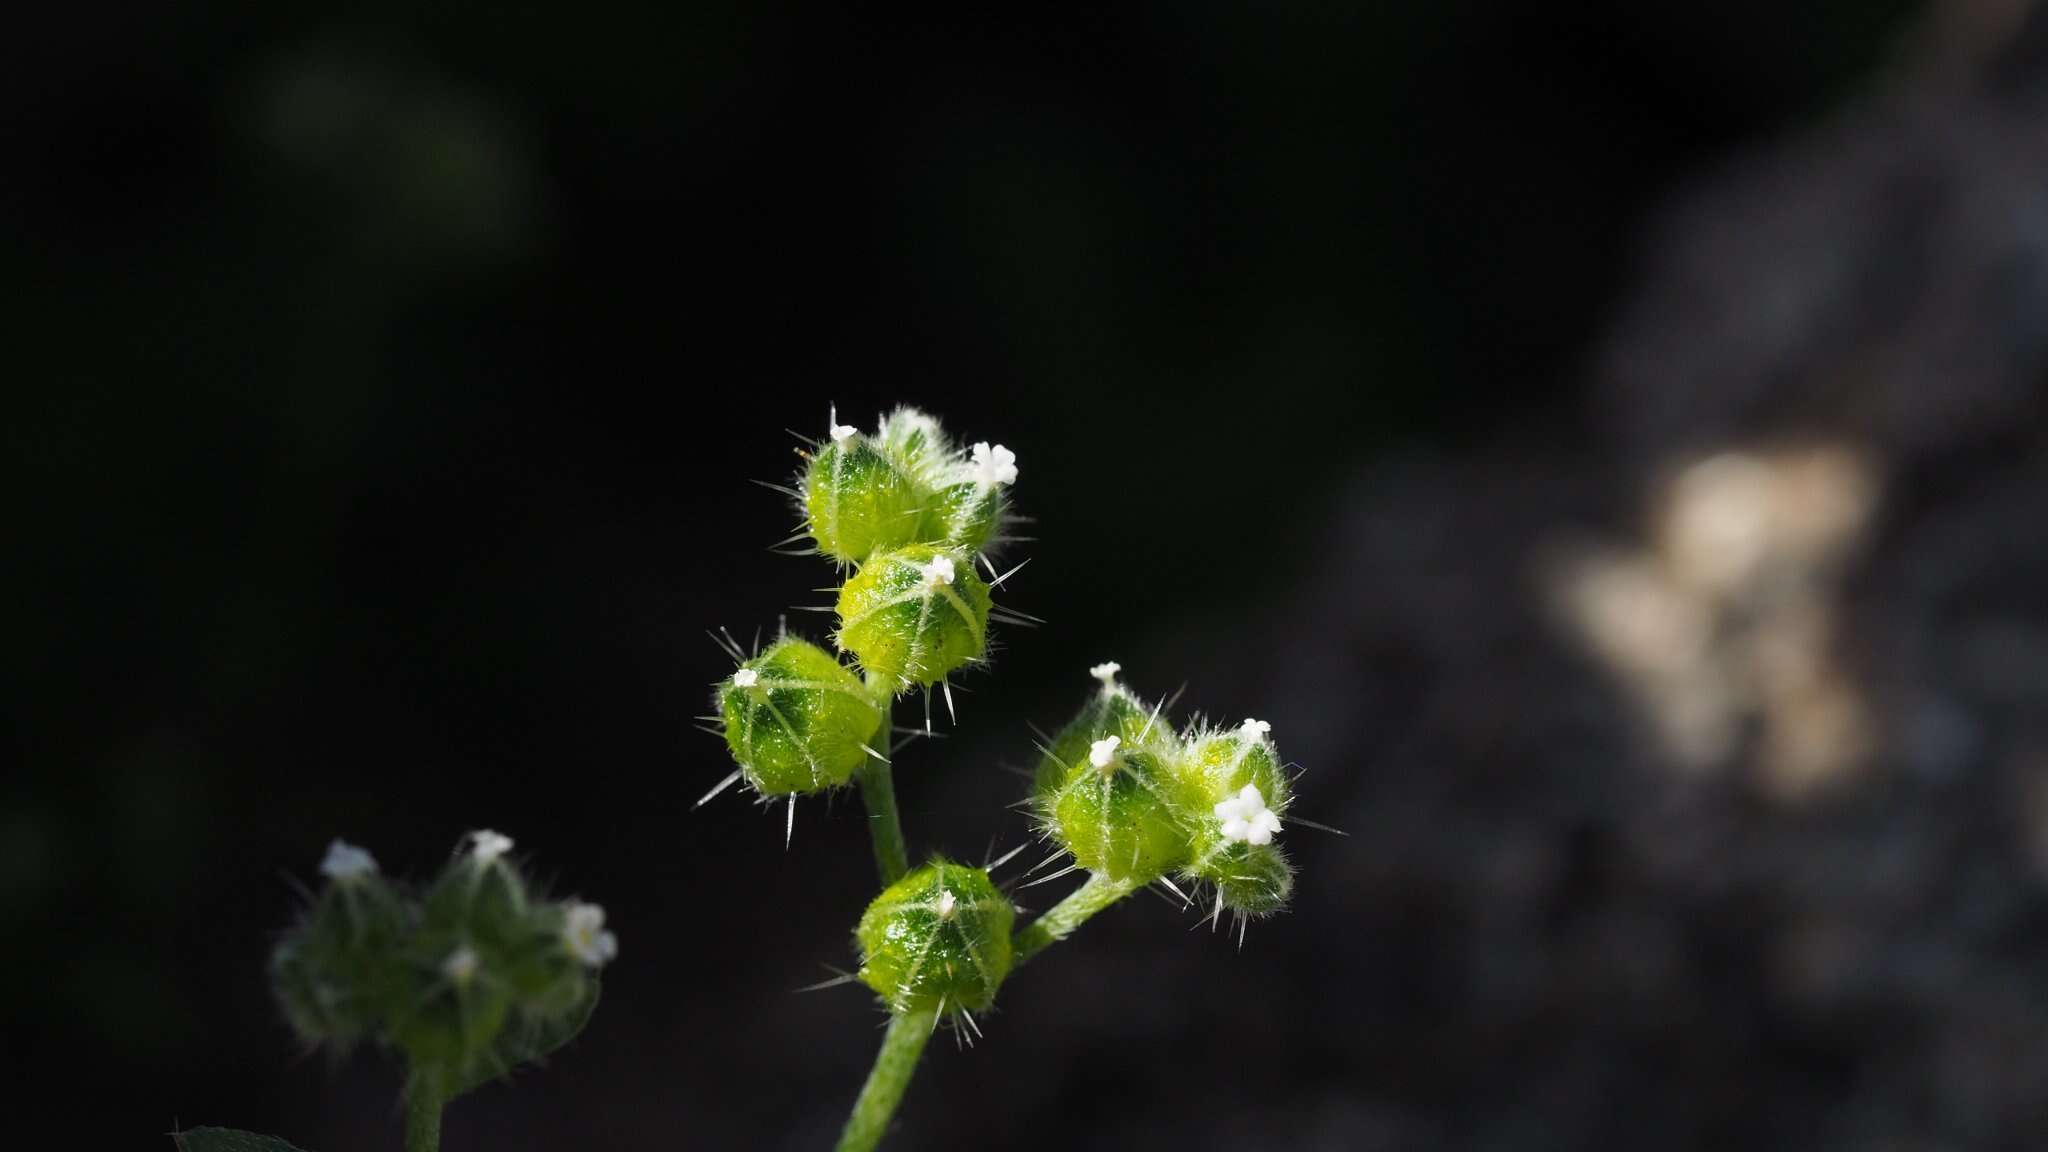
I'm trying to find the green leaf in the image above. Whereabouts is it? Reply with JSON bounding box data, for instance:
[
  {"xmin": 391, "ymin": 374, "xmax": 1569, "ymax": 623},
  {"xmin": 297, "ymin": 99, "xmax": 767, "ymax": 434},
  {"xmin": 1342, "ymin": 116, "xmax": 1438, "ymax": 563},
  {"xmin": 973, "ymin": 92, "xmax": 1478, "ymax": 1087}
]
[
  {"xmin": 171, "ymin": 1129, "xmax": 309, "ymax": 1152},
  {"xmin": 447, "ymin": 978, "xmax": 601, "ymax": 1099}
]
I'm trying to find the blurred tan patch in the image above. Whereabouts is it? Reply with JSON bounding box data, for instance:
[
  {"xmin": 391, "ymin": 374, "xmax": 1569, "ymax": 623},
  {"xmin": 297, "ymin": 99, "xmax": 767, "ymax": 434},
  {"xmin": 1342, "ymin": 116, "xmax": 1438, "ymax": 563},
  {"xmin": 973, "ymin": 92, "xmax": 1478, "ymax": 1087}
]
[{"xmin": 1544, "ymin": 444, "xmax": 1879, "ymax": 801}]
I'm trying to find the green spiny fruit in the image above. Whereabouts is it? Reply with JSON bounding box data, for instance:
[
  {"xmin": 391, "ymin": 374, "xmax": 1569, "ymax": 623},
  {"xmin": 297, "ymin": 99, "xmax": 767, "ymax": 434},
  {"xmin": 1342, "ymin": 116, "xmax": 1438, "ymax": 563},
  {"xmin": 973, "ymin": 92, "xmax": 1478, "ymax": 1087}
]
[
  {"xmin": 835, "ymin": 545, "xmax": 992, "ymax": 689},
  {"xmin": 1044, "ymin": 737, "xmax": 1192, "ymax": 884},
  {"xmin": 393, "ymin": 832, "xmax": 613, "ymax": 1088},
  {"xmin": 919, "ymin": 441, "xmax": 1017, "ymax": 554},
  {"xmin": 719, "ymin": 636, "xmax": 883, "ymax": 794},
  {"xmin": 802, "ymin": 427, "xmax": 930, "ymax": 565},
  {"xmin": 872, "ymin": 407, "xmax": 955, "ymax": 485},
  {"xmin": 1199, "ymin": 840, "xmax": 1295, "ymax": 917},
  {"xmin": 855, "ymin": 859, "xmax": 1014, "ymax": 1017},
  {"xmin": 1177, "ymin": 720, "xmax": 1297, "ymax": 918},
  {"xmin": 1032, "ymin": 662, "xmax": 1177, "ymax": 794},
  {"xmin": 271, "ymin": 840, "xmax": 405, "ymax": 1047},
  {"xmin": 1172, "ymin": 719, "xmax": 1289, "ymax": 835}
]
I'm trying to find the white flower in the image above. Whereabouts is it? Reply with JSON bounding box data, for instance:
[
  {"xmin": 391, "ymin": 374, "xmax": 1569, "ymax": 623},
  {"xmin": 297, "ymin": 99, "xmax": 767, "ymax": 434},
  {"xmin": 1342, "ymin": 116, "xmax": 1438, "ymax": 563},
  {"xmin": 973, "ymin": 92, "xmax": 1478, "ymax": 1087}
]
[
  {"xmin": 1089, "ymin": 661, "xmax": 1122, "ymax": 686},
  {"xmin": 934, "ymin": 889, "xmax": 958, "ymax": 920},
  {"xmin": 442, "ymin": 946, "xmax": 480, "ymax": 984},
  {"xmin": 1089, "ymin": 734, "xmax": 1122, "ymax": 769},
  {"xmin": 1240, "ymin": 718, "xmax": 1272, "ymax": 741},
  {"xmin": 918, "ymin": 554, "xmax": 956, "ymax": 587},
  {"xmin": 319, "ymin": 839, "xmax": 378, "ymax": 881},
  {"xmin": 562, "ymin": 901, "xmax": 619, "ymax": 968},
  {"xmin": 828, "ymin": 405, "xmax": 858, "ymax": 443},
  {"xmin": 1214, "ymin": 784, "xmax": 1282, "ymax": 846},
  {"xmin": 468, "ymin": 829, "xmax": 514, "ymax": 864},
  {"xmin": 969, "ymin": 442, "xmax": 1018, "ymax": 487},
  {"xmin": 732, "ymin": 668, "xmax": 760, "ymax": 688}
]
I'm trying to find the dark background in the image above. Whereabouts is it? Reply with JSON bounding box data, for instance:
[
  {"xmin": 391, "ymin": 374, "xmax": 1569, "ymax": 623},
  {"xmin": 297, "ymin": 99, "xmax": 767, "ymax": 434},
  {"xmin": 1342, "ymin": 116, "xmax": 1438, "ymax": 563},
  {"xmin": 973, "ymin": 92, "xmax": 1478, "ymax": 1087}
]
[{"xmin": 12, "ymin": 2, "xmax": 2048, "ymax": 1148}]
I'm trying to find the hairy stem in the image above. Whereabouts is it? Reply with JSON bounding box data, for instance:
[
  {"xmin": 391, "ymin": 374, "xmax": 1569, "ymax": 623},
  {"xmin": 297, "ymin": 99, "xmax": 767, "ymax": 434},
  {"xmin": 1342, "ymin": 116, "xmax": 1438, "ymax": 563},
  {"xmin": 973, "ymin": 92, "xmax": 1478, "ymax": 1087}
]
[
  {"xmin": 403, "ymin": 1074, "xmax": 443, "ymax": 1152},
  {"xmin": 834, "ymin": 1009, "xmax": 936, "ymax": 1152},
  {"xmin": 1011, "ymin": 871, "xmax": 1140, "ymax": 965},
  {"xmin": 857, "ymin": 693, "xmax": 908, "ymax": 884}
]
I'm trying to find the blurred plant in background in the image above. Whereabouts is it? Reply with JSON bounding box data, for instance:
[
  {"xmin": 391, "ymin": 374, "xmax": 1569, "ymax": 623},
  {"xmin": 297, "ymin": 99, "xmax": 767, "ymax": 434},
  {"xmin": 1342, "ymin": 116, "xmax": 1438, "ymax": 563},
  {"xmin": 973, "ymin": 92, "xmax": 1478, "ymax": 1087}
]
[{"xmin": 177, "ymin": 832, "xmax": 613, "ymax": 1151}]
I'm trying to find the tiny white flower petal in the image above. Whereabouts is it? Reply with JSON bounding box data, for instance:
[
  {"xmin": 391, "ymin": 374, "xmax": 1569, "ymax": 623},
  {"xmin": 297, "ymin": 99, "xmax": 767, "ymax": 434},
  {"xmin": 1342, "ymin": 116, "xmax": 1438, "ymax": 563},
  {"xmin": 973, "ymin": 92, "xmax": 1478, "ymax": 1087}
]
[
  {"xmin": 1241, "ymin": 718, "xmax": 1271, "ymax": 740},
  {"xmin": 563, "ymin": 901, "xmax": 616, "ymax": 968},
  {"xmin": 1217, "ymin": 785, "xmax": 1280, "ymax": 844},
  {"xmin": 970, "ymin": 441, "xmax": 1018, "ymax": 487},
  {"xmin": 1089, "ymin": 661, "xmax": 1122, "ymax": 685},
  {"xmin": 830, "ymin": 423, "xmax": 858, "ymax": 443},
  {"xmin": 442, "ymin": 946, "xmax": 480, "ymax": 983},
  {"xmin": 469, "ymin": 829, "xmax": 514, "ymax": 864},
  {"xmin": 918, "ymin": 554, "xmax": 956, "ymax": 587},
  {"xmin": 732, "ymin": 668, "xmax": 759, "ymax": 688},
  {"xmin": 1089, "ymin": 735, "xmax": 1122, "ymax": 769},
  {"xmin": 935, "ymin": 889, "xmax": 958, "ymax": 919},
  {"xmin": 319, "ymin": 839, "xmax": 378, "ymax": 881}
]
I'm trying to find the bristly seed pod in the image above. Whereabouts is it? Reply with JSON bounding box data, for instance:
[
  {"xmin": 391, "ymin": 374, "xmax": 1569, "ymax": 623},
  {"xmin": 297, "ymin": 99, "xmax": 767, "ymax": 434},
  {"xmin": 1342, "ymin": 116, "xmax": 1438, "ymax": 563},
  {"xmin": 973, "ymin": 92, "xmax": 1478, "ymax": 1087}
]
[
  {"xmin": 1176, "ymin": 720, "xmax": 1296, "ymax": 918},
  {"xmin": 802, "ymin": 427, "xmax": 930, "ymax": 566},
  {"xmin": 798, "ymin": 407, "xmax": 1021, "ymax": 565},
  {"xmin": 855, "ymin": 859, "xmax": 1014, "ymax": 1017},
  {"xmin": 1202, "ymin": 840, "xmax": 1295, "ymax": 917},
  {"xmin": 835, "ymin": 545, "xmax": 992, "ymax": 689},
  {"xmin": 271, "ymin": 839, "xmax": 406, "ymax": 1047},
  {"xmin": 919, "ymin": 441, "xmax": 1017, "ymax": 555},
  {"xmin": 1042, "ymin": 735, "xmax": 1193, "ymax": 884},
  {"xmin": 719, "ymin": 636, "xmax": 883, "ymax": 794},
  {"xmin": 1172, "ymin": 719, "xmax": 1289, "ymax": 847},
  {"xmin": 1032, "ymin": 661, "xmax": 1176, "ymax": 793}
]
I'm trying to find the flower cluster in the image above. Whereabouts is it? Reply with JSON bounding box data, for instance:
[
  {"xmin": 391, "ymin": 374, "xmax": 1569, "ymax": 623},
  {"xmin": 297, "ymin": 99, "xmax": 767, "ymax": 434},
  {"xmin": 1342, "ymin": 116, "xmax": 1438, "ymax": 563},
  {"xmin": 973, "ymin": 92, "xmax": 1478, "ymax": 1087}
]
[
  {"xmin": 708, "ymin": 408, "xmax": 1024, "ymax": 813},
  {"xmin": 1035, "ymin": 667, "xmax": 1297, "ymax": 922},
  {"xmin": 270, "ymin": 831, "xmax": 615, "ymax": 1095}
]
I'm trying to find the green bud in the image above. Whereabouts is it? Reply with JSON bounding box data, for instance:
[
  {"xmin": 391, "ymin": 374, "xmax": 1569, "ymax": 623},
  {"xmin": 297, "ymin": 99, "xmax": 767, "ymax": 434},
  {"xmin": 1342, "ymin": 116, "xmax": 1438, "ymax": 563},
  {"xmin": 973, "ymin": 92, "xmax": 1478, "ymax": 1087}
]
[
  {"xmin": 1044, "ymin": 739, "xmax": 1192, "ymax": 884},
  {"xmin": 856, "ymin": 859, "xmax": 1014, "ymax": 1016},
  {"xmin": 270, "ymin": 844, "xmax": 406, "ymax": 1047},
  {"xmin": 802, "ymin": 433, "xmax": 929, "ymax": 566},
  {"xmin": 872, "ymin": 407, "xmax": 954, "ymax": 481},
  {"xmin": 919, "ymin": 479, "xmax": 1002, "ymax": 554},
  {"xmin": 1033, "ymin": 663, "xmax": 1176, "ymax": 793},
  {"xmin": 1175, "ymin": 720, "xmax": 1298, "ymax": 921},
  {"xmin": 1171, "ymin": 720, "xmax": 1289, "ymax": 832},
  {"xmin": 400, "ymin": 862, "xmax": 609, "ymax": 1094},
  {"xmin": 1204, "ymin": 841, "xmax": 1295, "ymax": 916},
  {"xmin": 719, "ymin": 636, "xmax": 882, "ymax": 794},
  {"xmin": 835, "ymin": 546, "xmax": 991, "ymax": 689}
]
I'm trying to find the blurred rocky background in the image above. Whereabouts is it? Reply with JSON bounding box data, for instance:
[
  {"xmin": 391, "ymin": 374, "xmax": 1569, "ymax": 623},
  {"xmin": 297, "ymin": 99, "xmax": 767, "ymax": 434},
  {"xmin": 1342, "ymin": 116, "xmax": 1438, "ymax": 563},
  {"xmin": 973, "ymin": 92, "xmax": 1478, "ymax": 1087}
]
[{"xmin": 8, "ymin": 1, "xmax": 2048, "ymax": 1148}]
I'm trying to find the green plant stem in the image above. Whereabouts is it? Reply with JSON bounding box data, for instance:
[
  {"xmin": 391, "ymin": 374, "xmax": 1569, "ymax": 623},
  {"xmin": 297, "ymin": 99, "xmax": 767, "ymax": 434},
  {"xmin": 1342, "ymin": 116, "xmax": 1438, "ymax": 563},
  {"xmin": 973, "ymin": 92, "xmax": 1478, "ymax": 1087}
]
[
  {"xmin": 834, "ymin": 1009, "xmax": 936, "ymax": 1152},
  {"xmin": 1011, "ymin": 872, "xmax": 1140, "ymax": 965},
  {"xmin": 857, "ymin": 692, "xmax": 908, "ymax": 884},
  {"xmin": 403, "ymin": 1075, "xmax": 444, "ymax": 1152}
]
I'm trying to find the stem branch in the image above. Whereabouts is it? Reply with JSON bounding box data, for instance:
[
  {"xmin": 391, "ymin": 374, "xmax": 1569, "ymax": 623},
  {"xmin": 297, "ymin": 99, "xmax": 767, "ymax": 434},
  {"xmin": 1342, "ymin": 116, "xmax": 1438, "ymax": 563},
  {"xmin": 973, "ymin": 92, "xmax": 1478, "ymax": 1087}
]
[
  {"xmin": 833, "ymin": 1009, "xmax": 936, "ymax": 1152},
  {"xmin": 856, "ymin": 694, "xmax": 908, "ymax": 884},
  {"xmin": 1011, "ymin": 872, "xmax": 1140, "ymax": 966},
  {"xmin": 403, "ymin": 1074, "xmax": 444, "ymax": 1152}
]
